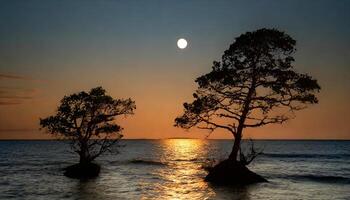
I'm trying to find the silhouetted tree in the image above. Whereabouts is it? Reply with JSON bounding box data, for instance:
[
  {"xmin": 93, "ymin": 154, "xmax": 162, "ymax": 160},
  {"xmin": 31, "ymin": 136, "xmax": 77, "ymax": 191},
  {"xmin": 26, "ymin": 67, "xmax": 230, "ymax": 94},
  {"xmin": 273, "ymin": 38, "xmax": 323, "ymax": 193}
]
[
  {"xmin": 40, "ymin": 87, "xmax": 135, "ymax": 165},
  {"xmin": 175, "ymin": 28, "xmax": 320, "ymax": 163}
]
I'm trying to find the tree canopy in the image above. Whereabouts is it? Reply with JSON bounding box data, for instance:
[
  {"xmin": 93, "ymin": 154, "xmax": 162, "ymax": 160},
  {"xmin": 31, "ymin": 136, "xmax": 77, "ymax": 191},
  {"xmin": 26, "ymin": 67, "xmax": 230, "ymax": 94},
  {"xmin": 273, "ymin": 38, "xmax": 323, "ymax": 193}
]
[
  {"xmin": 40, "ymin": 87, "xmax": 136, "ymax": 164},
  {"xmin": 175, "ymin": 28, "xmax": 320, "ymax": 161}
]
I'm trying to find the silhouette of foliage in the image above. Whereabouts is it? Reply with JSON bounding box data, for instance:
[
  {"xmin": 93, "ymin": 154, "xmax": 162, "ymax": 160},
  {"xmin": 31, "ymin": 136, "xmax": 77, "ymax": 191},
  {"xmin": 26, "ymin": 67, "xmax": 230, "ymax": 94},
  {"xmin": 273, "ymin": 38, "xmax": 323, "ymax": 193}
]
[
  {"xmin": 175, "ymin": 28, "xmax": 320, "ymax": 163},
  {"xmin": 40, "ymin": 87, "xmax": 135, "ymax": 164}
]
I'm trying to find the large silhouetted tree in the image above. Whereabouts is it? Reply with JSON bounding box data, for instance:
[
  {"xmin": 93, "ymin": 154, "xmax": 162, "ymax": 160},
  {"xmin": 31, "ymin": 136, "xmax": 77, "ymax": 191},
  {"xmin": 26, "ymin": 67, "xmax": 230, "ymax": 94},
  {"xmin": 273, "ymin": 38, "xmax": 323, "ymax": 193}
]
[
  {"xmin": 40, "ymin": 87, "xmax": 136, "ymax": 167},
  {"xmin": 175, "ymin": 28, "xmax": 320, "ymax": 164}
]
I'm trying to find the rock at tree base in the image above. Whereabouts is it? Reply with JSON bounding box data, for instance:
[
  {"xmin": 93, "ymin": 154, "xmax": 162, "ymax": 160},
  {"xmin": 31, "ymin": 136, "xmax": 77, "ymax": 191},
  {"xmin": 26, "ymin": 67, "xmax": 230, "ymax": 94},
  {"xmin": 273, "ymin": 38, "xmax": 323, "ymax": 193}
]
[
  {"xmin": 205, "ymin": 159, "xmax": 267, "ymax": 185},
  {"xmin": 64, "ymin": 163, "xmax": 100, "ymax": 179}
]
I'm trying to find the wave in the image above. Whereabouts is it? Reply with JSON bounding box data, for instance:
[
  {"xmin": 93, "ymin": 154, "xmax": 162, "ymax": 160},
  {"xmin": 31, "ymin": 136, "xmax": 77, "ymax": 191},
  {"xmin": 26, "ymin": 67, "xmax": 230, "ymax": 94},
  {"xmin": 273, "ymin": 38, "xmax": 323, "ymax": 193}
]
[
  {"xmin": 129, "ymin": 159, "xmax": 167, "ymax": 166},
  {"xmin": 128, "ymin": 158, "xmax": 201, "ymax": 165},
  {"xmin": 171, "ymin": 158, "xmax": 199, "ymax": 162},
  {"xmin": 262, "ymin": 153, "xmax": 350, "ymax": 159},
  {"xmin": 288, "ymin": 174, "xmax": 350, "ymax": 184},
  {"xmin": 0, "ymin": 160, "xmax": 73, "ymax": 167}
]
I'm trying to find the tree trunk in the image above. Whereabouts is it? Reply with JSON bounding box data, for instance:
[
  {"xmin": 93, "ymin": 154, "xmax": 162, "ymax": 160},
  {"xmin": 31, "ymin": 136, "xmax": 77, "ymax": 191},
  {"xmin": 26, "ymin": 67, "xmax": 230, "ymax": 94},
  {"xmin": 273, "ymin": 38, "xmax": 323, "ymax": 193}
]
[
  {"xmin": 79, "ymin": 154, "xmax": 89, "ymax": 165},
  {"xmin": 228, "ymin": 72, "xmax": 257, "ymax": 162},
  {"xmin": 229, "ymin": 133, "xmax": 242, "ymax": 161},
  {"xmin": 79, "ymin": 141, "xmax": 90, "ymax": 165}
]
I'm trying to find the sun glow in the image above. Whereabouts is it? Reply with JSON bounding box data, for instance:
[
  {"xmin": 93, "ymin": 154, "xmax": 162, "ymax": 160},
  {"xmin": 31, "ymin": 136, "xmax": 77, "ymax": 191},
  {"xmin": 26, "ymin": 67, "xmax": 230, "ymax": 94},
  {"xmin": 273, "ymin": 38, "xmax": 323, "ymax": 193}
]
[
  {"xmin": 163, "ymin": 139, "xmax": 205, "ymax": 159},
  {"xmin": 155, "ymin": 139, "xmax": 214, "ymax": 199}
]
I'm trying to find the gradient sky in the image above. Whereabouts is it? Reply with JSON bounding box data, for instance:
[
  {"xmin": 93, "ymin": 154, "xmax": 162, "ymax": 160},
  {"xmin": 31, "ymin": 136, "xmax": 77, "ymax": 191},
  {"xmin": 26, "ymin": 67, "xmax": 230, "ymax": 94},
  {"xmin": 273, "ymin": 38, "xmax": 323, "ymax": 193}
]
[{"xmin": 0, "ymin": 0, "xmax": 349, "ymax": 139}]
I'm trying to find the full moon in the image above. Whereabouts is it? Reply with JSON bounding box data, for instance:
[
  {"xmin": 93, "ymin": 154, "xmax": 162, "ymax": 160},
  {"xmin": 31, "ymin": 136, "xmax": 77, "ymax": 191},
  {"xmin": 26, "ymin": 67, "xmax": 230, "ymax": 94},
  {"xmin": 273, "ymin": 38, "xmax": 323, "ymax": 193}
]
[{"xmin": 177, "ymin": 38, "xmax": 188, "ymax": 49}]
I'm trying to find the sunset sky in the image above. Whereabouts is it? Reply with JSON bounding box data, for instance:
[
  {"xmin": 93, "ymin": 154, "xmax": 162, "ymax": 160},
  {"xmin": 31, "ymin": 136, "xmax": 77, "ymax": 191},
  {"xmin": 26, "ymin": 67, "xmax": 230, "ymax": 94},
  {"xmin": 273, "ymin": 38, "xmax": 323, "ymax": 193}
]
[{"xmin": 0, "ymin": 0, "xmax": 349, "ymax": 139}]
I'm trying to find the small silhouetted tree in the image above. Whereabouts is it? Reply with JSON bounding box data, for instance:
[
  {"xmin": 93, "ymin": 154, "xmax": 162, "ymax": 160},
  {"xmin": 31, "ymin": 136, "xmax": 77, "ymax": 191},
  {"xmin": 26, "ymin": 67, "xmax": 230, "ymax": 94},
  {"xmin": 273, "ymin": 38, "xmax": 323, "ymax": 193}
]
[
  {"xmin": 40, "ymin": 87, "xmax": 136, "ymax": 165},
  {"xmin": 175, "ymin": 29, "xmax": 320, "ymax": 164}
]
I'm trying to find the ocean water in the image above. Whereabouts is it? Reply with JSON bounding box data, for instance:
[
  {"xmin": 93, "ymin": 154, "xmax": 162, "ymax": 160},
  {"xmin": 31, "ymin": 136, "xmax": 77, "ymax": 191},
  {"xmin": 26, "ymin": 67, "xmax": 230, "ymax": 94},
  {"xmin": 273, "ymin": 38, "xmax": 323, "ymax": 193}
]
[{"xmin": 0, "ymin": 139, "xmax": 349, "ymax": 200}]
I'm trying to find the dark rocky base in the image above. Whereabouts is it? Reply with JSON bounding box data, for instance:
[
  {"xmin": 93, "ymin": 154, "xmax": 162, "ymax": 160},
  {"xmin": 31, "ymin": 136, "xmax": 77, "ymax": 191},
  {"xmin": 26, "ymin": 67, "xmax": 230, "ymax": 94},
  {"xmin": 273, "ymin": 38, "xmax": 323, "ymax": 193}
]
[
  {"xmin": 205, "ymin": 159, "xmax": 267, "ymax": 185},
  {"xmin": 64, "ymin": 163, "xmax": 100, "ymax": 179}
]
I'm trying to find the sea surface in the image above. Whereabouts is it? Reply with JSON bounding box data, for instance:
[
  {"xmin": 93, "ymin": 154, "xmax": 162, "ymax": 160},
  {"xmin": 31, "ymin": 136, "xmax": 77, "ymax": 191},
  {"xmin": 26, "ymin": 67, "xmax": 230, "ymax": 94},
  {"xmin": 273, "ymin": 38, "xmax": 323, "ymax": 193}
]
[{"xmin": 0, "ymin": 139, "xmax": 349, "ymax": 200}]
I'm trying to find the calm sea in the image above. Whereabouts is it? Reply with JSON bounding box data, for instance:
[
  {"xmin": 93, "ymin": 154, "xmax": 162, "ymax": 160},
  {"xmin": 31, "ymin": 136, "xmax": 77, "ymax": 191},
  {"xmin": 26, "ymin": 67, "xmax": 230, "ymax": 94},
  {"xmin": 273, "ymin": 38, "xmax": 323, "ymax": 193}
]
[{"xmin": 0, "ymin": 140, "xmax": 349, "ymax": 200}]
